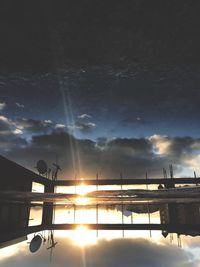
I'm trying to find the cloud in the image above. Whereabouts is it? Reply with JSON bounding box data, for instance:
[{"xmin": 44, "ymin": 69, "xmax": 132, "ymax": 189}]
[
  {"xmin": 1, "ymin": 114, "xmax": 200, "ymax": 179},
  {"xmin": 0, "ymin": 116, "xmax": 27, "ymax": 151},
  {"xmin": 76, "ymin": 122, "xmax": 96, "ymax": 132},
  {"xmin": 184, "ymin": 155, "xmax": 200, "ymax": 174},
  {"xmin": 0, "ymin": 238, "xmax": 198, "ymax": 267},
  {"xmin": 16, "ymin": 102, "xmax": 25, "ymax": 108},
  {"xmin": 16, "ymin": 118, "xmax": 54, "ymax": 133},
  {"xmin": 2, "ymin": 130, "xmax": 200, "ymax": 179},
  {"xmin": 15, "ymin": 118, "xmax": 67, "ymax": 135},
  {"xmin": 78, "ymin": 114, "xmax": 92, "ymax": 119},
  {"xmin": 0, "ymin": 102, "xmax": 6, "ymax": 111},
  {"xmin": 0, "ymin": 115, "xmax": 22, "ymax": 136},
  {"xmin": 96, "ymin": 137, "xmax": 109, "ymax": 148},
  {"xmin": 67, "ymin": 114, "xmax": 96, "ymax": 133},
  {"xmin": 150, "ymin": 135, "xmax": 172, "ymax": 155},
  {"xmin": 68, "ymin": 121, "xmax": 96, "ymax": 133},
  {"xmin": 13, "ymin": 129, "xmax": 23, "ymax": 135},
  {"xmin": 0, "ymin": 115, "xmax": 12, "ymax": 133},
  {"xmin": 55, "ymin": 124, "xmax": 66, "ymax": 129}
]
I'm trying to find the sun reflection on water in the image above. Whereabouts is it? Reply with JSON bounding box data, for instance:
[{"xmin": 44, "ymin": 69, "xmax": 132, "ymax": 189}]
[
  {"xmin": 75, "ymin": 197, "xmax": 89, "ymax": 205},
  {"xmin": 73, "ymin": 226, "xmax": 97, "ymax": 246},
  {"xmin": 76, "ymin": 183, "xmax": 94, "ymax": 195}
]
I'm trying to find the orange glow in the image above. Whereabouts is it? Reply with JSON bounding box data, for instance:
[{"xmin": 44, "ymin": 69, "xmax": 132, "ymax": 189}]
[
  {"xmin": 76, "ymin": 183, "xmax": 94, "ymax": 195},
  {"xmin": 75, "ymin": 197, "xmax": 89, "ymax": 205},
  {"xmin": 73, "ymin": 226, "xmax": 97, "ymax": 246}
]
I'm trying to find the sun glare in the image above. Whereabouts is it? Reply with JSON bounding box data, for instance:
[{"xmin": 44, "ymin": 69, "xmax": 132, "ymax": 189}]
[
  {"xmin": 77, "ymin": 183, "xmax": 93, "ymax": 195},
  {"xmin": 73, "ymin": 226, "xmax": 97, "ymax": 246},
  {"xmin": 75, "ymin": 197, "xmax": 89, "ymax": 205}
]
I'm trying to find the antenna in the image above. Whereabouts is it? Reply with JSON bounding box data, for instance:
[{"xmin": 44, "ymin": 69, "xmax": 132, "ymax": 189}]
[
  {"xmin": 36, "ymin": 160, "xmax": 48, "ymax": 175},
  {"xmin": 163, "ymin": 168, "xmax": 167, "ymax": 179},
  {"xmin": 47, "ymin": 207, "xmax": 58, "ymax": 261},
  {"xmin": 47, "ymin": 168, "xmax": 51, "ymax": 179},
  {"xmin": 194, "ymin": 171, "xmax": 198, "ymax": 186},
  {"xmin": 146, "ymin": 172, "xmax": 152, "ymax": 238},
  {"xmin": 52, "ymin": 163, "xmax": 62, "ymax": 181},
  {"xmin": 177, "ymin": 234, "xmax": 182, "ymax": 248},
  {"xmin": 169, "ymin": 164, "xmax": 174, "ymax": 179},
  {"xmin": 47, "ymin": 230, "xmax": 58, "ymax": 250},
  {"xmin": 96, "ymin": 173, "xmax": 99, "ymax": 238},
  {"xmin": 120, "ymin": 172, "xmax": 124, "ymax": 237}
]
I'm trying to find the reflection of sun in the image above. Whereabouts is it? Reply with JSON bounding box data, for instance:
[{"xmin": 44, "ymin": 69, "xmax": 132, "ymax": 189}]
[
  {"xmin": 77, "ymin": 183, "xmax": 93, "ymax": 195},
  {"xmin": 53, "ymin": 184, "xmax": 163, "ymax": 245},
  {"xmin": 75, "ymin": 197, "xmax": 89, "ymax": 205},
  {"xmin": 73, "ymin": 226, "xmax": 97, "ymax": 246}
]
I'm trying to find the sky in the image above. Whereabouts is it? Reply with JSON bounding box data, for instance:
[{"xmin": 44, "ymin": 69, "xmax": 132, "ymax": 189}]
[{"xmin": 1, "ymin": 1, "xmax": 200, "ymax": 266}]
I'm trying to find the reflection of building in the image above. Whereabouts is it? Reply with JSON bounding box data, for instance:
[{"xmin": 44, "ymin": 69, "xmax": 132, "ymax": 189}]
[
  {"xmin": 158, "ymin": 183, "xmax": 200, "ymax": 237},
  {"xmin": 0, "ymin": 156, "xmax": 31, "ymax": 245},
  {"xmin": 160, "ymin": 203, "xmax": 200, "ymax": 237},
  {"xmin": 0, "ymin": 155, "xmax": 49, "ymax": 248},
  {"xmin": 1, "ymin": 154, "xmax": 200, "ymax": 249},
  {"xmin": 0, "ymin": 202, "xmax": 30, "ymax": 230},
  {"xmin": 126, "ymin": 204, "xmax": 160, "ymax": 214}
]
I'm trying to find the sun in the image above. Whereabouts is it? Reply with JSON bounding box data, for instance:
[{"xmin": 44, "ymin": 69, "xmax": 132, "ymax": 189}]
[
  {"xmin": 75, "ymin": 197, "xmax": 89, "ymax": 205},
  {"xmin": 76, "ymin": 183, "xmax": 94, "ymax": 195},
  {"xmin": 73, "ymin": 226, "xmax": 97, "ymax": 246}
]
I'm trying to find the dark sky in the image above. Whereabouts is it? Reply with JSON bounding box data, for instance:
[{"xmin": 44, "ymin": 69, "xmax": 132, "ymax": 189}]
[
  {"xmin": 0, "ymin": 1, "xmax": 200, "ymax": 180},
  {"xmin": 0, "ymin": 0, "xmax": 200, "ymax": 70},
  {"xmin": 0, "ymin": 1, "xmax": 200, "ymax": 171},
  {"xmin": 1, "ymin": 1, "xmax": 200, "ymax": 179}
]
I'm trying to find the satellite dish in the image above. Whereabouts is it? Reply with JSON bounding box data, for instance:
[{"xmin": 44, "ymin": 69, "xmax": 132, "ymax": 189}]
[
  {"xmin": 36, "ymin": 160, "xmax": 48, "ymax": 175},
  {"xmin": 29, "ymin": 235, "xmax": 42, "ymax": 253}
]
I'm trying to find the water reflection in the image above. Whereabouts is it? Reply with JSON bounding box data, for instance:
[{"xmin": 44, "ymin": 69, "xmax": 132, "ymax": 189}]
[{"xmin": 2, "ymin": 180, "xmax": 200, "ymax": 267}]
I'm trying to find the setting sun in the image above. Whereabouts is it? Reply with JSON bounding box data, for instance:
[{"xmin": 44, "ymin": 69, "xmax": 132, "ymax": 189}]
[
  {"xmin": 75, "ymin": 197, "xmax": 89, "ymax": 205},
  {"xmin": 73, "ymin": 226, "xmax": 97, "ymax": 246},
  {"xmin": 76, "ymin": 183, "xmax": 94, "ymax": 195}
]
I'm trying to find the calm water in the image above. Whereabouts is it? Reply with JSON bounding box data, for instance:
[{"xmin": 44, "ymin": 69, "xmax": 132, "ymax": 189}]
[{"xmin": 1, "ymin": 183, "xmax": 200, "ymax": 267}]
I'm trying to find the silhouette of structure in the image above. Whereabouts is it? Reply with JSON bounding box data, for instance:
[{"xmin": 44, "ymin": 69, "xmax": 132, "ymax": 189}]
[
  {"xmin": 1, "ymin": 155, "xmax": 200, "ymax": 249},
  {"xmin": 0, "ymin": 155, "xmax": 52, "ymax": 248}
]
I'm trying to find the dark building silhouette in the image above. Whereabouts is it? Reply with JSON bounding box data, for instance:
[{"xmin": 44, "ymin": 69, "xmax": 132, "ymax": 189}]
[
  {"xmin": 0, "ymin": 155, "xmax": 50, "ymax": 248},
  {"xmin": 160, "ymin": 203, "xmax": 200, "ymax": 237}
]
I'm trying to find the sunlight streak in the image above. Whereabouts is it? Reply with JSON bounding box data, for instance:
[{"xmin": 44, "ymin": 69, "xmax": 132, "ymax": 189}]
[{"xmin": 56, "ymin": 63, "xmax": 83, "ymax": 178}]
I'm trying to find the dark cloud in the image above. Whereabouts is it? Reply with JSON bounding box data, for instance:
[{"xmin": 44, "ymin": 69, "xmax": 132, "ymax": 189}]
[
  {"xmin": 0, "ymin": 116, "xmax": 12, "ymax": 133},
  {"xmin": 78, "ymin": 114, "xmax": 92, "ymax": 119},
  {"xmin": 96, "ymin": 137, "xmax": 108, "ymax": 148},
  {"xmin": 2, "ymin": 130, "xmax": 200, "ymax": 179},
  {"xmin": 150, "ymin": 135, "xmax": 200, "ymax": 163},
  {"xmin": 0, "ymin": 102, "xmax": 6, "ymax": 111},
  {"xmin": 0, "ymin": 238, "xmax": 198, "ymax": 267},
  {"xmin": 68, "ymin": 114, "xmax": 96, "ymax": 133},
  {"xmin": 15, "ymin": 102, "xmax": 25, "ymax": 108},
  {"xmin": 0, "ymin": 116, "xmax": 27, "ymax": 151},
  {"xmin": 16, "ymin": 118, "xmax": 55, "ymax": 134},
  {"xmin": 74, "ymin": 121, "xmax": 96, "ymax": 132},
  {"xmin": 108, "ymin": 138, "xmax": 152, "ymax": 156}
]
